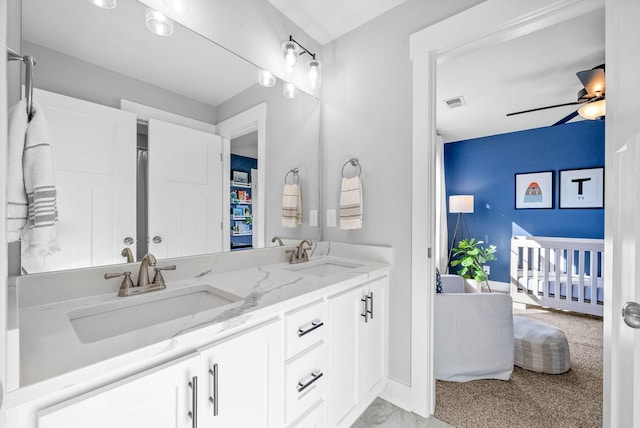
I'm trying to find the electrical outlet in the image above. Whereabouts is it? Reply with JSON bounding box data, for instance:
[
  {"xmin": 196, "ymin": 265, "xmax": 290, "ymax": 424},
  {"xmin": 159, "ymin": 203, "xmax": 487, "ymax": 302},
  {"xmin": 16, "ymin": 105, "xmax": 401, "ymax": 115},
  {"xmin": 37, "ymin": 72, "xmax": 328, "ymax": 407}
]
[
  {"xmin": 483, "ymin": 265, "xmax": 490, "ymax": 275},
  {"xmin": 309, "ymin": 210, "xmax": 318, "ymax": 227}
]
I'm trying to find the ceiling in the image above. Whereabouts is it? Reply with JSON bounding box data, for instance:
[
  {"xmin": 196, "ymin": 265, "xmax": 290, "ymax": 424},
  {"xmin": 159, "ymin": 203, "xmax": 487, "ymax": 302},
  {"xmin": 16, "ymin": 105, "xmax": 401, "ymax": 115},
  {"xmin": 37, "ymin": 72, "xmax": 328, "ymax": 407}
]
[{"xmin": 265, "ymin": 0, "xmax": 410, "ymax": 45}]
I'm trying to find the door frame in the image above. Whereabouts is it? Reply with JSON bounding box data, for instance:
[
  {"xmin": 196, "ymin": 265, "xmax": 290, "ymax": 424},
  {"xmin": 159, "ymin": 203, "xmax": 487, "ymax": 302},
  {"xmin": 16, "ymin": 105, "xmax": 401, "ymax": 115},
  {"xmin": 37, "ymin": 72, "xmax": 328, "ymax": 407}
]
[
  {"xmin": 215, "ymin": 103, "xmax": 267, "ymax": 251},
  {"xmin": 409, "ymin": 0, "xmax": 605, "ymax": 417}
]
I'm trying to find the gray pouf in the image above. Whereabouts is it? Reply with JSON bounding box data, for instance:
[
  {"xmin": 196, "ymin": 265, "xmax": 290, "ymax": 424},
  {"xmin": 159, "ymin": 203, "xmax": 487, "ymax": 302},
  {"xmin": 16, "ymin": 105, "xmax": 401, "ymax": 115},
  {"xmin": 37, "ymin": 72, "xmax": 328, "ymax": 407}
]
[{"xmin": 513, "ymin": 316, "xmax": 570, "ymax": 374}]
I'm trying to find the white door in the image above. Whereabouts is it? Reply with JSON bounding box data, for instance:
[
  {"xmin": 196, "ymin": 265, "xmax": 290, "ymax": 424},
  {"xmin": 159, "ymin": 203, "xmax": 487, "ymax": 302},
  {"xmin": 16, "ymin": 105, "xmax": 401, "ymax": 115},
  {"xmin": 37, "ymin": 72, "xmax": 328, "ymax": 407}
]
[
  {"xmin": 23, "ymin": 88, "xmax": 136, "ymax": 273},
  {"xmin": 605, "ymin": 0, "xmax": 640, "ymax": 426},
  {"xmin": 198, "ymin": 322, "xmax": 282, "ymax": 427},
  {"xmin": 147, "ymin": 119, "xmax": 223, "ymax": 258},
  {"xmin": 38, "ymin": 354, "xmax": 199, "ymax": 428}
]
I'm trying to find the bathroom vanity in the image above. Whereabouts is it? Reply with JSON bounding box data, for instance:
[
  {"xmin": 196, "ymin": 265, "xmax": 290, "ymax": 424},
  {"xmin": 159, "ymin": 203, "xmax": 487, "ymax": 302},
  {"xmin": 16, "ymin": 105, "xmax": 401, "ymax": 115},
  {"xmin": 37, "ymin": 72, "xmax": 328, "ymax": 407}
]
[{"xmin": 5, "ymin": 242, "xmax": 392, "ymax": 428}]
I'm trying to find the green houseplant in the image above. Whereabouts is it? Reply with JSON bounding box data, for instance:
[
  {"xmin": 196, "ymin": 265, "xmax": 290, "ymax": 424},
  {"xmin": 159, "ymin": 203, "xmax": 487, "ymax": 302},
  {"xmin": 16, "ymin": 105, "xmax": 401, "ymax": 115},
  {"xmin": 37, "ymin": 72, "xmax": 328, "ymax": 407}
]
[{"xmin": 450, "ymin": 238, "xmax": 497, "ymax": 292}]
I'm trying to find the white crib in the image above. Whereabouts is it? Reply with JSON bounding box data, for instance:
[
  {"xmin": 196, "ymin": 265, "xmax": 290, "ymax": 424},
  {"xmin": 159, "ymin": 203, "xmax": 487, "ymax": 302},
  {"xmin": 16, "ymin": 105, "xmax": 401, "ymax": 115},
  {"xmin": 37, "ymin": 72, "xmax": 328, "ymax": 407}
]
[{"xmin": 510, "ymin": 236, "xmax": 604, "ymax": 316}]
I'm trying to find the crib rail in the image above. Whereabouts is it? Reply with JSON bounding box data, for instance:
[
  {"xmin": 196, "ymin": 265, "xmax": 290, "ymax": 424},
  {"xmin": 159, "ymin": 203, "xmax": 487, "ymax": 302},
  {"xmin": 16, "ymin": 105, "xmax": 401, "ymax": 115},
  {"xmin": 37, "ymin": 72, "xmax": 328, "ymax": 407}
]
[{"xmin": 510, "ymin": 236, "xmax": 604, "ymax": 316}]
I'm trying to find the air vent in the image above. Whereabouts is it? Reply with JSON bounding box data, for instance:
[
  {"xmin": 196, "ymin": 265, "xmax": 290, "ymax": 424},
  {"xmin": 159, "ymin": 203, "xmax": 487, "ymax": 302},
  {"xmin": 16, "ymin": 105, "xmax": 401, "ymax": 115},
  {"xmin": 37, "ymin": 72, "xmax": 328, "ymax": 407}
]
[{"xmin": 443, "ymin": 96, "xmax": 467, "ymax": 109}]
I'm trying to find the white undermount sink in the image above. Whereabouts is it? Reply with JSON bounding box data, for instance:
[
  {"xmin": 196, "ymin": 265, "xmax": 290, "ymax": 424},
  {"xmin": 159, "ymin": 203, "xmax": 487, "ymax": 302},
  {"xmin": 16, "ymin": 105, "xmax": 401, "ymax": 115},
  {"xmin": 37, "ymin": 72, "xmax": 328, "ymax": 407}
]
[
  {"xmin": 67, "ymin": 285, "xmax": 241, "ymax": 344},
  {"xmin": 287, "ymin": 260, "xmax": 363, "ymax": 277}
]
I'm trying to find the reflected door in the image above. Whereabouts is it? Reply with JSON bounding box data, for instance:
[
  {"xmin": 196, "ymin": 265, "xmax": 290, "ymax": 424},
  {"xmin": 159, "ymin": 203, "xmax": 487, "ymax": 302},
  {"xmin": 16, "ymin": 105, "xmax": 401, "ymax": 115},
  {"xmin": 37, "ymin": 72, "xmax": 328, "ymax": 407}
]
[
  {"xmin": 23, "ymin": 88, "xmax": 137, "ymax": 273},
  {"xmin": 148, "ymin": 119, "xmax": 223, "ymax": 258}
]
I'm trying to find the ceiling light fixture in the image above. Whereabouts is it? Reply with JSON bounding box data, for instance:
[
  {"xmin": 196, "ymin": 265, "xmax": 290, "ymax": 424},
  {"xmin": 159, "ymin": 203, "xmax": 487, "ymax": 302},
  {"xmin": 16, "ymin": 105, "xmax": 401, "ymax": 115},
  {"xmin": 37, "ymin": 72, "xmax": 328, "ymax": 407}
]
[
  {"xmin": 283, "ymin": 83, "xmax": 299, "ymax": 99},
  {"xmin": 163, "ymin": 0, "xmax": 193, "ymax": 13},
  {"xmin": 145, "ymin": 8, "xmax": 174, "ymax": 36},
  {"xmin": 578, "ymin": 99, "xmax": 606, "ymax": 120},
  {"xmin": 87, "ymin": 0, "xmax": 116, "ymax": 9},
  {"xmin": 258, "ymin": 70, "xmax": 276, "ymax": 87},
  {"xmin": 281, "ymin": 35, "xmax": 322, "ymax": 89}
]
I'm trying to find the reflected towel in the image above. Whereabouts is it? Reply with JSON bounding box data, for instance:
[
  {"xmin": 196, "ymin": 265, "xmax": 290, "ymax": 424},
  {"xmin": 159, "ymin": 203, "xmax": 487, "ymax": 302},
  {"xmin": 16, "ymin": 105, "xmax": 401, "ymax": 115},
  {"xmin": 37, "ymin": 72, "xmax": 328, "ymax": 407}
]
[
  {"xmin": 282, "ymin": 183, "xmax": 302, "ymax": 228},
  {"xmin": 340, "ymin": 176, "xmax": 363, "ymax": 230},
  {"xmin": 8, "ymin": 101, "xmax": 60, "ymax": 256}
]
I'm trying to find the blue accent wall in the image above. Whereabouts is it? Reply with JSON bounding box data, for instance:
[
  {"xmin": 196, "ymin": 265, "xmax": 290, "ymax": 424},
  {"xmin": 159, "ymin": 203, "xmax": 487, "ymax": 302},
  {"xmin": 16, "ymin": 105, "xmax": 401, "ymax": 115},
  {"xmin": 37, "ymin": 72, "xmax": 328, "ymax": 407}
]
[{"xmin": 444, "ymin": 120, "xmax": 605, "ymax": 283}]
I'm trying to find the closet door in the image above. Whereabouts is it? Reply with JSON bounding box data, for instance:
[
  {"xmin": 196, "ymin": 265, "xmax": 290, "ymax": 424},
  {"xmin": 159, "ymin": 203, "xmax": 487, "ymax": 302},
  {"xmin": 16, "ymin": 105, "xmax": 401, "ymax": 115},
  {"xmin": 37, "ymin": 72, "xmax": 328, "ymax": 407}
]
[
  {"xmin": 23, "ymin": 88, "xmax": 136, "ymax": 273},
  {"xmin": 148, "ymin": 119, "xmax": 223, "ymax": 258}
]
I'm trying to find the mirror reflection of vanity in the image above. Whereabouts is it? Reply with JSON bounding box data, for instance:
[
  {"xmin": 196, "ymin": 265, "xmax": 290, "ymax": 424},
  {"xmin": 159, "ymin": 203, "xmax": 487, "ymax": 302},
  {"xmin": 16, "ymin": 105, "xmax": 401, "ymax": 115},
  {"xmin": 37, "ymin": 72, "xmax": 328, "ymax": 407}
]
[{"xmin": 15, "ymin": 0, "xmax": 321, "ymax": 274}]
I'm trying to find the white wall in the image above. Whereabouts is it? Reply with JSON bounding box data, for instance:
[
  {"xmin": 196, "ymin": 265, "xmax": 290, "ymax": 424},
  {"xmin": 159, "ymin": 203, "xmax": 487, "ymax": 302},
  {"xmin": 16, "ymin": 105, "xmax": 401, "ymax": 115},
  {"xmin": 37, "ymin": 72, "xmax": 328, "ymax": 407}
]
[{"xmin": 320, "ymin": 0, "xmax": 483, "ymax": 386}]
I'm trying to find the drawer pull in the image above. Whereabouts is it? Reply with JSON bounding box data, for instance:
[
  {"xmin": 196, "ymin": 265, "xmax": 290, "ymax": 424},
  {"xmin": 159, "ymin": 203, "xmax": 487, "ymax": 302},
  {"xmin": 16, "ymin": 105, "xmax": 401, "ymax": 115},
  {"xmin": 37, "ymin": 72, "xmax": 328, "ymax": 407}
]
[
  {"xmin": 297, "ymin": 370, "xmax": 324, "ymax": 393},
  {"xmin": 208, "ymin": 363, "xmax": 219, "ymax": 416},
  {"xmin": 188, "ymin": 376, "xmax": 198, "ymax": 428},
  {"xmin": 361, "ymin": 296, "xmax": 368, "ymax": 323},
  {"xmin": 297, "ymin": 319, "xmax": 324, "ymax": 337},
  {"xmin": 367, "ymin": 292, "xmax": 374, "ymax": 319}
]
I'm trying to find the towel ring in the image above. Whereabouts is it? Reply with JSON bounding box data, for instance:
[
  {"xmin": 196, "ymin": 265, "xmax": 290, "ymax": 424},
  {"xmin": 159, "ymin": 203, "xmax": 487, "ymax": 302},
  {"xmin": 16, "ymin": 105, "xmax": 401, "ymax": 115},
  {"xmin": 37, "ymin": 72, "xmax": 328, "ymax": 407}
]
[
  {"xmin": 342, "ymin": 158, "xmax": 361, "ymax": 178},
  {"xmin": 285, "ymin": 168, "xmax": 299, "ymax": 185}
]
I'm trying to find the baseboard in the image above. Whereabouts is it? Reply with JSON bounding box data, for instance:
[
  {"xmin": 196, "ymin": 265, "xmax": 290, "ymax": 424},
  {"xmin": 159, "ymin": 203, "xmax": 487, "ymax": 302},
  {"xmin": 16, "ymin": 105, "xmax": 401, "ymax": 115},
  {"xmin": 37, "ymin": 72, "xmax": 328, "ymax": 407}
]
[
  {"xmin": 379, "ymin": 377, "xmax": 412, "ymax": 412},
  {"xmin": 488, "ymin": 280, "xmax": 509, "ymax": 294}
]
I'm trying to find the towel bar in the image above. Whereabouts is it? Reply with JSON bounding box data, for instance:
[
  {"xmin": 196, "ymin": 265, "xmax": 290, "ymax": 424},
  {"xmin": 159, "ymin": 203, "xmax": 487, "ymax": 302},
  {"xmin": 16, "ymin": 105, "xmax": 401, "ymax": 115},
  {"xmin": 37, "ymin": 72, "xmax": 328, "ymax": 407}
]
[
  {"xmin": 342, "ymin": 158, "xmax": 361, "ymax": 178},
  {"xmin": 285, "ymin": 168, "xmax": 299, "ymax": 184},
  {"xmin": 7, "ymin": 47, "xmax": 36, "ymax": 120}
]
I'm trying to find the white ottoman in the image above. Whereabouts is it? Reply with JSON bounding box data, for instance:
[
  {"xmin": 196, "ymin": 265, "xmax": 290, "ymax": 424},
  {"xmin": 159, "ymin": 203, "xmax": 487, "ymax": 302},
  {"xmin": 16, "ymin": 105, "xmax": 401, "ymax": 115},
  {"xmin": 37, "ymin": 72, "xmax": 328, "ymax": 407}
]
[{"xmin": 513, "ymin": 316, "xmax": 570, "ymax": 374}]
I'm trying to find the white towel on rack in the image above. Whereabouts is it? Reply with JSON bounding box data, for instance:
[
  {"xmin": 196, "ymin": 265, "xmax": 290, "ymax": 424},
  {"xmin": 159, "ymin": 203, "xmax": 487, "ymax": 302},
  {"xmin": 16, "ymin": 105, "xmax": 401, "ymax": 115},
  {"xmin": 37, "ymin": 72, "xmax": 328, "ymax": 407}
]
[
  {"xmin": 340, "ymin": 176, "xmax": 363, "ymax": 230},
  {"xmin": 7, "ymin": 100, "xmax": 60, "ymax": 256},
  {"xmin": 282, "ymin": 183, "xmax": 302, "ymax": 228}
]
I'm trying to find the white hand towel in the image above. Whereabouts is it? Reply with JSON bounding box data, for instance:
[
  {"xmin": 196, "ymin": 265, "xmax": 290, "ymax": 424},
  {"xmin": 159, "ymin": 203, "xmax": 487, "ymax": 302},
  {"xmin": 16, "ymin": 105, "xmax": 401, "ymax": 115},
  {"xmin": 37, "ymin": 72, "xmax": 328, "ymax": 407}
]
[
  {"xmin": 7, "ymin": 99, "xmax": 29, "ymax": 242},
  {"xmin": 16, "ymin": 101, "xmax": 60, "ymax": 257},
  {"xmin": 282, "ymin": 183, "xmax": 302, "ymax": 228},
  {"xmin": 340, "ymin": 176, "xmax": 363, "ymax": 230}
]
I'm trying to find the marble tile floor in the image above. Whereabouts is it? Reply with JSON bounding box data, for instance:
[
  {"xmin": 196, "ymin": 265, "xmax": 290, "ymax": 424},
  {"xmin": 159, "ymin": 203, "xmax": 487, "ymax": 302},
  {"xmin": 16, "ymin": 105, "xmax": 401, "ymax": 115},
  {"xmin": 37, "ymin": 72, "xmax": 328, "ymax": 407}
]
[{"xmin": 352, "ymin": 397, "xmax": 452, "ymax": 428}]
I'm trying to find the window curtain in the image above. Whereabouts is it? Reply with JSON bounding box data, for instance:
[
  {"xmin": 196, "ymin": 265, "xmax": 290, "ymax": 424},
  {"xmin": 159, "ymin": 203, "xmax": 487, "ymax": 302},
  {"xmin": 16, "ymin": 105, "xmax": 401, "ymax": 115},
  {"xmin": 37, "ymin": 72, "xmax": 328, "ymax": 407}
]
[{"xmin": 435, "ymin": 134, "xmax": 449, "ymax": 272}]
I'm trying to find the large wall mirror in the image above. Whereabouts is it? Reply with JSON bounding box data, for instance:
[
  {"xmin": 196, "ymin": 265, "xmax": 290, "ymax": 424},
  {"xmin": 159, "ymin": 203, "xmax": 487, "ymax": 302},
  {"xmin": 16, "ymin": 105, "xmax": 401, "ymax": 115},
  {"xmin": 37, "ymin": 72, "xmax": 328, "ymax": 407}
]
[{"xmin": 15, "ymin": 0, "xmax": 321, "ymax": 274}]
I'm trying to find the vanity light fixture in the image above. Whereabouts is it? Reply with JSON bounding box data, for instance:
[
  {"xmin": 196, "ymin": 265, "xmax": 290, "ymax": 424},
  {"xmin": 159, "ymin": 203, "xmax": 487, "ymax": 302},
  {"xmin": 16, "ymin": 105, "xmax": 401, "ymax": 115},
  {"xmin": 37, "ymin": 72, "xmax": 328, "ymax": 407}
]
[
  {"xmin": 163, "ymin": 0, "xmax": 193, "ymax": 13},
  {"xmin": 282, "ymin": 35, "xmax": 322, "ymax": 89},
  {"xmin": 145, "ymin": 8, "xmax": 174, "ymax": 36},
  {"xmin": 258, "ymin": 69, "xmax": 276, "ymax": 87},
  {"xmin": 283, "ymin": 82, "xmax": 299, "ymax": 99},
  {"xmin": 87, "ymin": 0, "xmax": 116, "ymax": 9}
]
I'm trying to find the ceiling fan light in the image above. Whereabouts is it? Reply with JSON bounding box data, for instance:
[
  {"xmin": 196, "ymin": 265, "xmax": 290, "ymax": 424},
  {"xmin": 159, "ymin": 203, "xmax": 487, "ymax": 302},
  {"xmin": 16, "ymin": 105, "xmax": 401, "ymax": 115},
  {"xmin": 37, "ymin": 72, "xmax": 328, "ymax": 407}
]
[
  {"xmin": 87, "ymin": 0, "xmax": 116, "ymax": 9},
  {"xmin": 146, "ymin": 8, "xmax": 174, "ymax": 36},
  {"xmin": 258, "ymin": 69, "xmax": 276, "ymax": 87},
  {"xmin": 578, "ymin": 99, "xmax": 606, "ymax": 120}
]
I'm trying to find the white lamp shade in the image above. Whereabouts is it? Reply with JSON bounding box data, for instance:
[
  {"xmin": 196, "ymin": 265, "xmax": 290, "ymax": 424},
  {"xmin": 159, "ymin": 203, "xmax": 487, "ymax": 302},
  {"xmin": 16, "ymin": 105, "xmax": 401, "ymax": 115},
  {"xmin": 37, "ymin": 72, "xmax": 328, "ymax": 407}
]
[
  {"xmin": 578, "ymin": 99, "xmax": 606, "ymax": 120},
  {"xmin": 449, "ymin": 195, "xmax": 474, "ymax": 213},
  {"xmin": 145, "ymin": 8, "xmax": 174, "ymax": 36},
  {"xmin": 87, "ymin": 0, "xmax": 116, "ymax": 9},
  {"xmin": 258, "ymin": 69, "xmax": 276, "ymax": 87}
]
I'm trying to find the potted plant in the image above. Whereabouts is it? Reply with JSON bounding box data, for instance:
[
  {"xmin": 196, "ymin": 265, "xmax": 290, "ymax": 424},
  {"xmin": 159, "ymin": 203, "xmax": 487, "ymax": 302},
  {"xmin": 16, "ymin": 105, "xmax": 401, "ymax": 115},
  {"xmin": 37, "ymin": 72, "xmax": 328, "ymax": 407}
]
[{"xmin": 450, "ymin": 238, "xmax": 497, "ymax": 292}]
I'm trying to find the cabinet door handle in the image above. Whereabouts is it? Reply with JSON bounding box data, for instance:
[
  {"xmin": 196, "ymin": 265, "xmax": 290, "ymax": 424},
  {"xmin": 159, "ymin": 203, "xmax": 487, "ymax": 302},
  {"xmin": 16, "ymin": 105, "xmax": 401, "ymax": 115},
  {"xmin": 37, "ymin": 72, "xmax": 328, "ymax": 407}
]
[
  {"xmin": 361, "ymin": 295, "xmax": 368, "ymax": 323},
  {"xmin": 298, "ymin": 319, "xmax": 324, "ymax": 337},
  {"xmin": 367, "ymin": 292, "xmax": 374, "ymax": 319},
  {"xmin": 188, "ymin": 376, "xmax": 198, "ymax": 428},
  {"xmin": 208, "ymin": 363, "xmax": 219, "ymax": 416},
  {"xmin": 297, "ymin": 370, "xmax": 324, "ymax": 393}
]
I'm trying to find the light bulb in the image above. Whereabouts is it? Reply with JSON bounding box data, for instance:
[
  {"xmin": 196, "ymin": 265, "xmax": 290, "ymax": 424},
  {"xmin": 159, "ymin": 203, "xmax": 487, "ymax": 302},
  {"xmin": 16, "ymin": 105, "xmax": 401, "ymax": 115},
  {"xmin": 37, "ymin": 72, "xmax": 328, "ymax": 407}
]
[
  {"xmin": 146, "ymin": 8, "xmax": 174, "ymax": 36},
  {"xmin": 87, "ymin": 0, "xmax": 116, "ymax": 9},
  {"xmin": 283, "ymin": 83, "xmax": 299, "ymax": 99},
  {"xmin": 578, "ymin": 99, "xmax": 606, "ymax": 120},
  {"xmin": 307, "ymin": 59, "xmax": 321, "ymax": 89},
  {"xmin": 258, "ymin": 70, "xmax": 276, "ymax": 87},
  {"xmin": 163, "ymin": 0, "xmax": 192, "ymax": 13},
  {"xmin": 281, "ymin": 41, "xmax": 299, "ymax": 72}
]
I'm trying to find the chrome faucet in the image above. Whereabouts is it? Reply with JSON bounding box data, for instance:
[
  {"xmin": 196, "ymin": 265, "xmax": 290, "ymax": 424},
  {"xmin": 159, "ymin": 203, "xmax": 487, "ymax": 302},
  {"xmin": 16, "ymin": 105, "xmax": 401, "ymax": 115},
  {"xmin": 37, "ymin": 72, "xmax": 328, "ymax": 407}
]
[
  {"xmin": 137, "ymin": 253, "xmax": 157, "ymax": 287},
  {"xmin": 105, "ymin": 253, "xmax": 176, "ymax": 297},
  {"xmin": 287, "ymin": 240, "xmax": 313, "ymax": 264}
]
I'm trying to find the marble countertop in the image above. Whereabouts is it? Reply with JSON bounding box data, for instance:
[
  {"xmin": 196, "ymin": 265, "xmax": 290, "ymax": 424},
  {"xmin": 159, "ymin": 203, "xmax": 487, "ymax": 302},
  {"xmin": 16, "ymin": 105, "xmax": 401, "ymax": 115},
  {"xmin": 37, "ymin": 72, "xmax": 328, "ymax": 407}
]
[{"xmin": 9, "ymin": 242, "xmax": 392, "ymax": 406}]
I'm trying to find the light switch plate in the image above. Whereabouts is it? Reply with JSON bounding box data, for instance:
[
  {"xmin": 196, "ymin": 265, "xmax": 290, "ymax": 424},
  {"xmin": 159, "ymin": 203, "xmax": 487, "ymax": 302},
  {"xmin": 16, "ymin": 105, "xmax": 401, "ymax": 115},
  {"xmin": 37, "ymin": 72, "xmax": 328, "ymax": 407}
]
[
  {"xmin": 327, "ymin": 209, "xmax": 336, "ymax": 227},
  {"xmin": 309, "ymin": 210, "xmax": 318, "ymax": 227}
]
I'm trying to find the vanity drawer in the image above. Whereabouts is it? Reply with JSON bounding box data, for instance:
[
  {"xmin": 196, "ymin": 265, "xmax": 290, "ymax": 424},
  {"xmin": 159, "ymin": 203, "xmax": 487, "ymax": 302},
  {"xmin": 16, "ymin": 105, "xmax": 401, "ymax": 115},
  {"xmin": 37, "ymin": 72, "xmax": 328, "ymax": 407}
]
[
  {"xmin": 288, "ymin": 400, "xmax": 325, "ymax": 428},
  {"xmin": 285, "ymin": 300, "xmax": 327, "ymax": 359},
  {"xmin": 285, "ymin": 343, "xmax": 327, "ymax": 425}
]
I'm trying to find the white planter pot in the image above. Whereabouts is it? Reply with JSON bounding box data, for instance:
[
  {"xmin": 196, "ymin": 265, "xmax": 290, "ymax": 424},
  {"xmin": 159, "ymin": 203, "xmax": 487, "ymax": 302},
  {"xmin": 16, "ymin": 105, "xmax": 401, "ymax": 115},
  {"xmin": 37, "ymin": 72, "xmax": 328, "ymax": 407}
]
[{"xmin": 464, "ymin": 278, "xmax": 483, "ymax": 293}]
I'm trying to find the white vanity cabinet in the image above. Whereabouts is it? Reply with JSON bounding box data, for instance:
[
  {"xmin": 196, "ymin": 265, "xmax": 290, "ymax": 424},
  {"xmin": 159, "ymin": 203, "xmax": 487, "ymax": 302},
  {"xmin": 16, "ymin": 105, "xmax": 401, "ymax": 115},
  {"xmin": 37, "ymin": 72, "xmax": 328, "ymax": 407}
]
[
  {"xmin": 37, "ymin": 354, "xmax": 200, "ymax": 428},
  {"xmin": 34, "ymin": 320, "xmax": 282, "ymax": 428},
  {"xmin": 197, "ymin": 319, "xmax": 282, "ymax": 427},
  {"xmin": 327, "ymin": 275, "xmax": 389, "ymax": 428}
]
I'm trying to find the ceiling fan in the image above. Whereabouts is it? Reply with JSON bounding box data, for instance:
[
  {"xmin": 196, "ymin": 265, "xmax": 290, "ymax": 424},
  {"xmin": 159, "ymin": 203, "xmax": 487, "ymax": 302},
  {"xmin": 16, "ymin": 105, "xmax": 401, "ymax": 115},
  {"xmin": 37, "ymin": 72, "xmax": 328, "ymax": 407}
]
[{"xmin": 506, "ymin": 64, "xmax": 606, "ymax": 126}]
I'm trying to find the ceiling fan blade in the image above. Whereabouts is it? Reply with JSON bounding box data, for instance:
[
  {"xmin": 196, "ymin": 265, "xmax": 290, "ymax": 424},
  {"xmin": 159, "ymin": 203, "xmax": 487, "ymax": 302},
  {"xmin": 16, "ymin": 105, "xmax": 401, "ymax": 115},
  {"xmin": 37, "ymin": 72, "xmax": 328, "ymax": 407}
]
[
  {"xmin": 506, "ymin": 101, "xmax": 581, "ymax": 117},
  {"xmin": 552, "ymin": 110, "xmax": 580, "ymax": 126},
  {"xmin": 576, "ymin": 65, "xmax": 605, "ymax": 96}
]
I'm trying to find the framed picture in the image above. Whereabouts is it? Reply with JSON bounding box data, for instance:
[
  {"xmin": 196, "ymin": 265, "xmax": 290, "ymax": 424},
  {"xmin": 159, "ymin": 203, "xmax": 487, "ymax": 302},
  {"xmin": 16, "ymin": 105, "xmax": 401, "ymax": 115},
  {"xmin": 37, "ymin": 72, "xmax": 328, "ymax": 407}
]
[
  {"xmin": 515, "ymin": 171, "xmax": 554, "ymax": 209},
  {"xmin": 232, "ymin": 206, "xmax": 245, "ymax": 218},
  {"xmin": 559, "ymin": 167, "xmax": 604, "ymax": 209},
  {"xmin": 232, "ymin": 170, "xmax": 249, "ymax": 184}
]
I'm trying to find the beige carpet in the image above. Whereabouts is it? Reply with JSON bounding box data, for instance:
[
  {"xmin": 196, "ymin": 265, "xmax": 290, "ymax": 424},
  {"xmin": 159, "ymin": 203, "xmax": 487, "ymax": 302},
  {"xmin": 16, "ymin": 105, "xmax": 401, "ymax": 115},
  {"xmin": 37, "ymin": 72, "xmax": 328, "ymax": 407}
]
[{"xmin": 434, "ymin": 307, "xmax": 603, "ymax": 428}]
